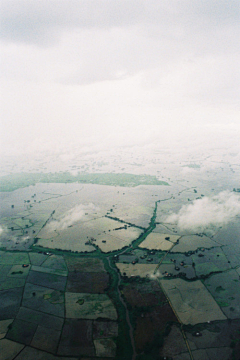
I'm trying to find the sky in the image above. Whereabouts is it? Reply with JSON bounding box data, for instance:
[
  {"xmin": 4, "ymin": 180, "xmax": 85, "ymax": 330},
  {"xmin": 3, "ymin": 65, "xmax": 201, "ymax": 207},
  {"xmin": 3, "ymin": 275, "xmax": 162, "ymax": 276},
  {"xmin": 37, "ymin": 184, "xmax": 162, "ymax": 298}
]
[{"xmin": 0, "ymin": 0, "xmax": 239, "ymax": 156}]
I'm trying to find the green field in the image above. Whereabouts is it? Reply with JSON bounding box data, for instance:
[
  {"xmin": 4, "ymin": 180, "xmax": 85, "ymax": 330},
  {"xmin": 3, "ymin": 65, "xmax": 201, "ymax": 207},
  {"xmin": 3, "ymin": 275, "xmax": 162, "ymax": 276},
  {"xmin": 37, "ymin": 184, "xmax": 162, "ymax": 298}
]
[{"xmin": 0, "ymin": 172, "xmax": 169, "ymax": 192}]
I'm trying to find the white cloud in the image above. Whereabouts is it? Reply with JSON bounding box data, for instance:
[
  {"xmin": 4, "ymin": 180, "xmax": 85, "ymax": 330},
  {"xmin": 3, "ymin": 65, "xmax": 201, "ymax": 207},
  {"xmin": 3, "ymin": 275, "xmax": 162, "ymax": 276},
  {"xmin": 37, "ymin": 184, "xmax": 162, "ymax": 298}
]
[
  {"xmin": 149, "ymin": 270, "xmax": 163, "ymax": 280},
  {"xmin": 46, "ymin": 203, "xmax": 98, "ymax": 232},
  {"xmin": 165, "ymin": 191, "xmax": 240, "ymax": 232},
  {"xmin": 0, "ymin": 226, "xmax": 4, "ymax": 236}
]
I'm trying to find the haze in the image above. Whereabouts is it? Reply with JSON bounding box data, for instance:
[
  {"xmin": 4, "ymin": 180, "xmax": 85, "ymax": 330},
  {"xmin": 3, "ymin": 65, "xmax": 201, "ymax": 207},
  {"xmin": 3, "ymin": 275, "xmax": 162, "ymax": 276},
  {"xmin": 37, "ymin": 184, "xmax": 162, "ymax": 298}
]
[{"xmin": 0, "ymin": 0, "xmax": 239, "ymax": 158}]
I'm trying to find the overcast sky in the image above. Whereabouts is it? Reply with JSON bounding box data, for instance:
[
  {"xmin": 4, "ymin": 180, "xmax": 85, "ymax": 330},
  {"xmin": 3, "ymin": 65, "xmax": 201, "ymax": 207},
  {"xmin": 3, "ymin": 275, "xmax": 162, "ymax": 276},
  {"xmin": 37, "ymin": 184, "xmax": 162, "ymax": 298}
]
[{"xmin": 0, "ymin": 0, "xmax": 239, "ymax": 156}]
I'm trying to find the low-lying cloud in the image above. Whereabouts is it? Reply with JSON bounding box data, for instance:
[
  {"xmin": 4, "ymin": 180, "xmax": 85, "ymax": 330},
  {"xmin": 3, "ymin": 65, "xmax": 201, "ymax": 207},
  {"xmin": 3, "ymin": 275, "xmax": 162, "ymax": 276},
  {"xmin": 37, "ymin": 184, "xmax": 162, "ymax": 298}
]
[
  {"xmin": 149, "ymin": 271, "xmax": 163, "ymax": 280},
  {"xmin": 0, "ymin": 226, "xmax": 4, "ymax": 236},
  {"xmin": 165, "ymin": 191, "xmax": 240, "ymax": 232},
  {"xmin": 46, "ymin": 203, "xmax": 98, "ymax": 232}
]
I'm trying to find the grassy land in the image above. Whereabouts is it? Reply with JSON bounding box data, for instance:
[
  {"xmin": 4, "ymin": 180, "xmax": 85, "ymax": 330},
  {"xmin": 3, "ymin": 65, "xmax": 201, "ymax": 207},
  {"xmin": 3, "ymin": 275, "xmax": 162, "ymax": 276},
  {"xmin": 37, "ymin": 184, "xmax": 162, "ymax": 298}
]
[{"xmin": 0, "ymin": 172, "xmax": 169, "ymax": 192}]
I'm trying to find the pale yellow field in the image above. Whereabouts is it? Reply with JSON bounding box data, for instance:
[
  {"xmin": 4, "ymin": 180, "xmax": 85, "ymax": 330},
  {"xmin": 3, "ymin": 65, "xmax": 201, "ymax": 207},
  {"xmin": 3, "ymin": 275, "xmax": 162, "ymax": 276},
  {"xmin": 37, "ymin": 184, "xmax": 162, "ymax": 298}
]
[
  {"xmin": 160, "ymin": 278, "xmax": 227, "ymax": 325},
  {"xmin": 95, "ymin": 227, "xmax": 142, "ymax": 252},
  {"xmin": 116, "ymin": 263, "xmax": 158, "ymax": 278},
  {"xmin": 36, "ymin": 216, "xmax": 142, "ymax": 253},
  {"xmin": 171, "ymin": 235, "xmax": 220, "ymax": 253},
  {"xmin": 139, "ymin": 233, "xmax": 180, "ymax": 251}
]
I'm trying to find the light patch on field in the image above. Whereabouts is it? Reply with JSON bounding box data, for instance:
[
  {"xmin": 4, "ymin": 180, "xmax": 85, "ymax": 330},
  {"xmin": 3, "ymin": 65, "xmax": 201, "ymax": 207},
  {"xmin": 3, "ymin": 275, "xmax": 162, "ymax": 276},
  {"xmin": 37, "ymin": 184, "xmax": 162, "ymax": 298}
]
[
  {"xmin": 0, "ymin": 319, "xmax": 13, "ymax": 339},
  {"xmin": 31, "ymin": 265, "xmax": 68, "ymax": 277},
  {"xmin": 0, "ymin": 339, "xmax": 24, "ymax": 359},
  {"xmin": 113, "ymin": 204, "xmax": 154, "ymax": 228},
  {"xmin": 35, "ymin": 228, "xmax": 59, "ymax": 240},
  {"xmin": 160, "ymin": 278, "xmax": 227, "ymax": 325},
  {"xmin": 94, "ymin": 338, "xmax": 116, "ymax": 357},
  {"xmin": 65, "ymin": 293, "xmax": 117, "ymax": 320},
  {"xmin": 13, "ymin": 218, "xmax": 32, "ymax": 229},
  {"xmin": 116, "ymin": 263, "xmax": 158, "ymax": 278},
  {"xmin": 171, "ymin": 235, "xmax": 220, "ymax": 253},
  {"xmin": 7, "ymin": 264, "xmax": 31, "ymax": 278},
  {"xmin": 139, "ymin": 233, "xmax": 180, "ymax": 251}
]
